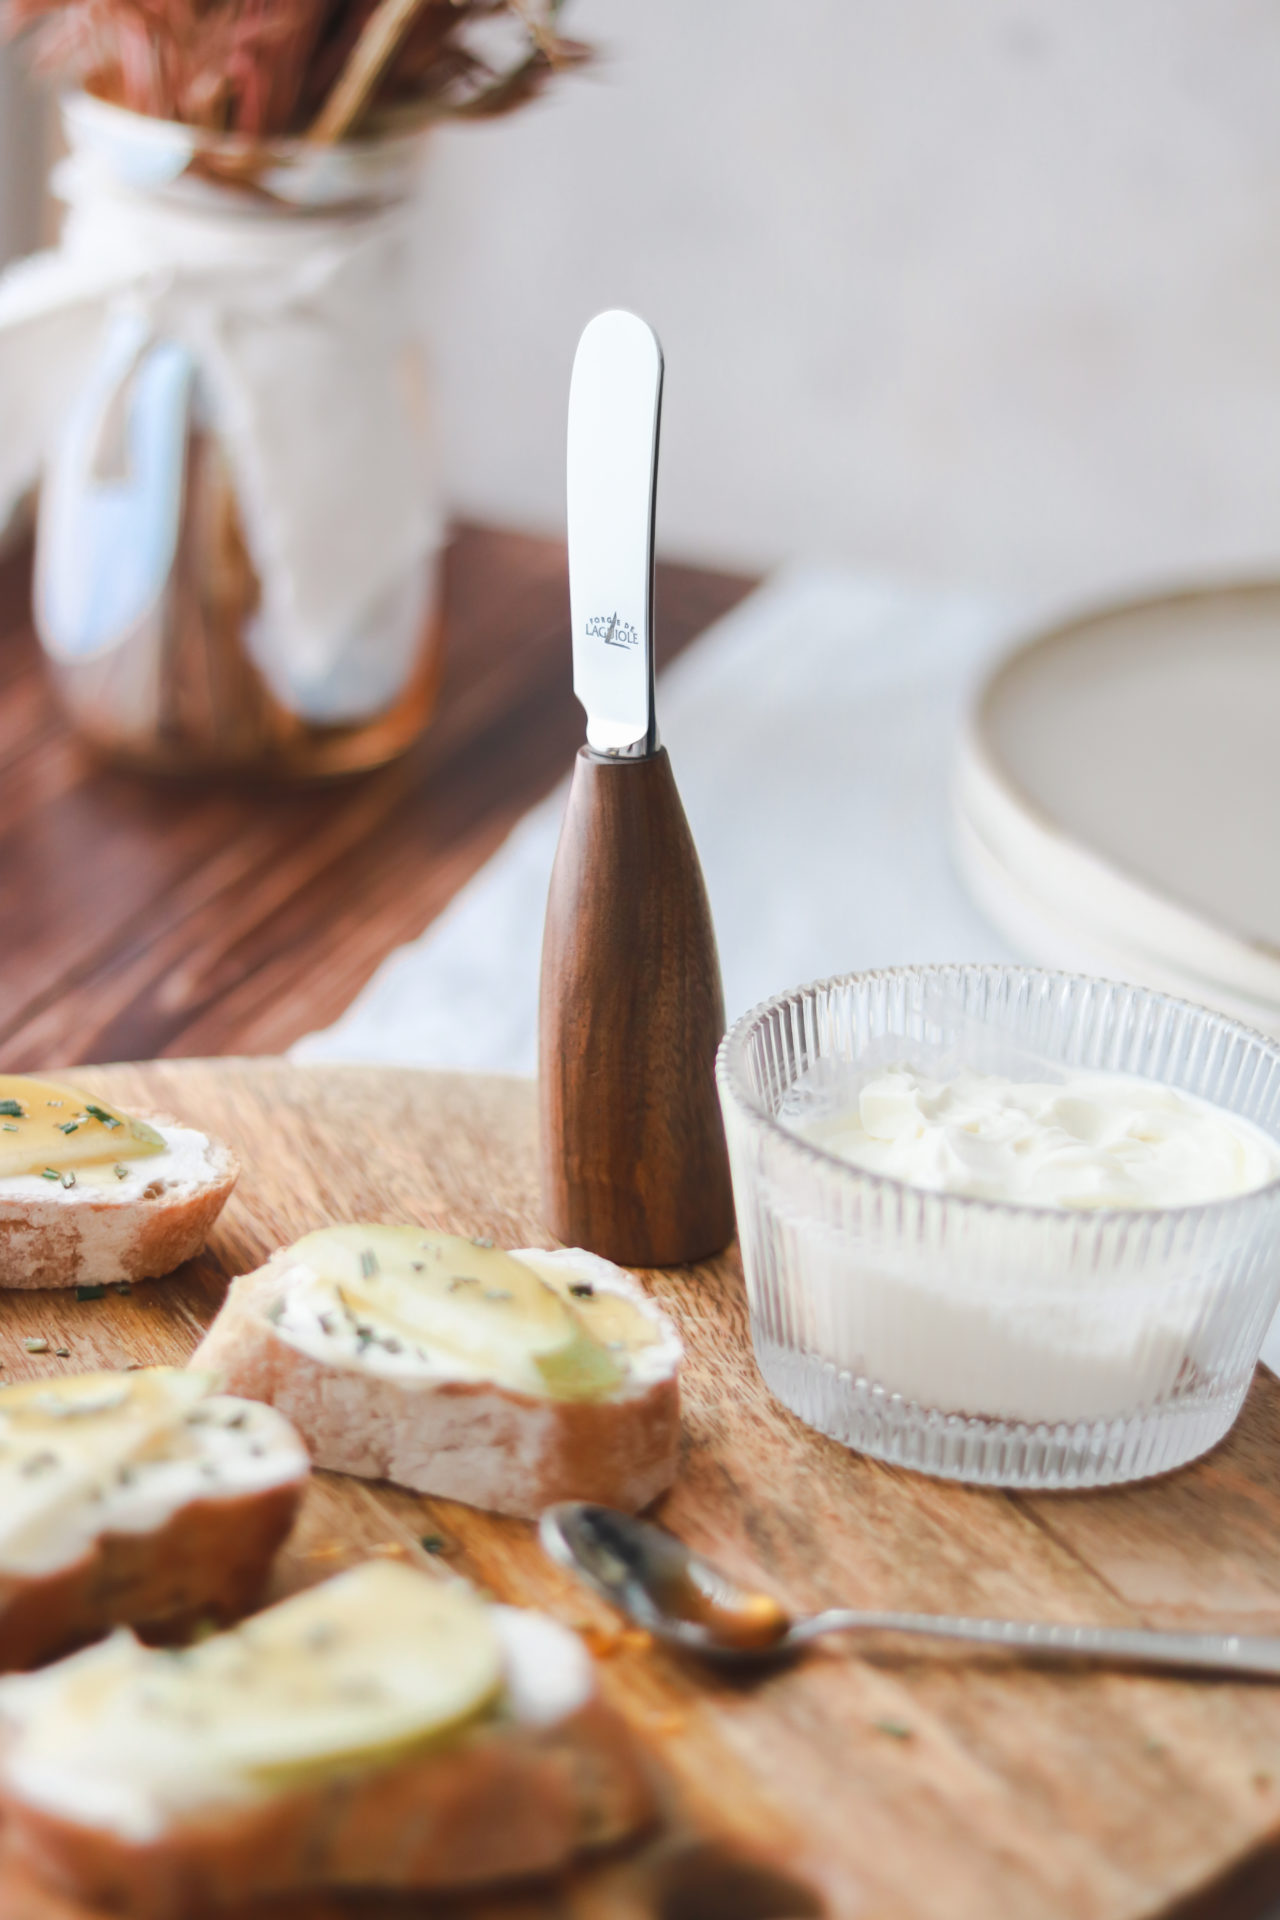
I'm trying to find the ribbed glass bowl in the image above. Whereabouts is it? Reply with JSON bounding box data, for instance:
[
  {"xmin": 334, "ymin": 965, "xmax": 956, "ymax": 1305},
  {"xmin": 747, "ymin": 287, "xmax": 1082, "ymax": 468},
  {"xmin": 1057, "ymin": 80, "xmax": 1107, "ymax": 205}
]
[{"xmin": 716, "ymin": 966, "xmax": 1280, "ymax": 1488}]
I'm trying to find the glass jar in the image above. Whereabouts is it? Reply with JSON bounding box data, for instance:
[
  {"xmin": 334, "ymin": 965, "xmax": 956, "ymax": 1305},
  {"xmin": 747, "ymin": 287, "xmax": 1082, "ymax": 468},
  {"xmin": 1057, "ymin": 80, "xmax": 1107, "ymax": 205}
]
[
  {"xmin": 29, "ymin": 94, "xmax": 444, "ymax": 779},
  {"xmin": 718, "ymin": 964, "xmax": 1280, "ymax": 1489}
]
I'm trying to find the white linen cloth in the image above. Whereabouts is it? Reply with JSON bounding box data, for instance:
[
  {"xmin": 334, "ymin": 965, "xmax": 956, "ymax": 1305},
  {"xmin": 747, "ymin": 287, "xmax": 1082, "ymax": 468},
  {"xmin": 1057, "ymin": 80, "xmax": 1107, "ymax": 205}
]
[
  {"xmin": 294, "ymin": 566, "xmax": 1019, "ymax": 1072},
  {"xmin": 0, "ymin": 129, "xmax": 437, "ymax": 720}
]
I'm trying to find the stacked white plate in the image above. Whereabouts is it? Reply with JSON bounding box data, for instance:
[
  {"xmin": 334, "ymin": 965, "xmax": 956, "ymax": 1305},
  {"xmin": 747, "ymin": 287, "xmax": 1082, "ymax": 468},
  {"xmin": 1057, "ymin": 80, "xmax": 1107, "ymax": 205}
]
[{"xmin": 953, "ymin": 581, "xmax": 1280, "ymax": 1036}]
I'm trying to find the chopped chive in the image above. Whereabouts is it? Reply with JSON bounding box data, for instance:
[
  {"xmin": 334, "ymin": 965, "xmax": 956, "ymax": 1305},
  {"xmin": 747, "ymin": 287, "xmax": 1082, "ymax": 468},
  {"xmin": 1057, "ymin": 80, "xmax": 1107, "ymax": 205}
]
[
  {"xmin": 113, "ymin": 1164, "xmax": 129, "ymax": 1180},
  {"xmin": 22, "ymin": 1338, "xmax": 48, "ymax": 1354},
  {"xmin": 569, "ymin": 1281, "xmax": 595, "ymax": 1298},
  {"xmin": 359, "ymin": 1249, "xmax": 378, "ymax": 1279},
  {"xmin": 45, "ymin": 1101, "xmax": 64, "ymax": 1109},
  {"xmin": 84, "ymin": 1105, "xmax": 121, "ymax": 1130},
  {"xmin": 53, "ymin": 1348, "xmax": 69, "ymax": 1359},
  {"xmin": 40, "ymin": 1168, "xmax": 60, "ymax": 1182},
  {"xmin": 0, "ymin": 1100, "xmax": 24, "ymax": 1118},
  {"xmin": 114, "ymin": 1282, "xmax": 132, "ymax": 1297},
  {"xmin": 60, "ymin": 1172, "xmax": 76, "ymax": 1189},
  {"xmin": 75, "ymin": 1284, "xmax": 105, "ymax": 1302},
  {"xmin": 873, "ymin": 1718, "xmax": 914, "ymax": 1740},
  {"xmin": 1, "ymin": 1124, "xmax": 16, "ymax": 1133},
  {"xmin": 56, "ymin": 1120, "xmax": 80, "ymax": 1135},
  {"xmin": 473, "ymin": 1236, "xmax": 494, "ymax": 1249},
  {"xmin": 420, "ymin": 1534, "xmax": 447, "ymax": 1554}
]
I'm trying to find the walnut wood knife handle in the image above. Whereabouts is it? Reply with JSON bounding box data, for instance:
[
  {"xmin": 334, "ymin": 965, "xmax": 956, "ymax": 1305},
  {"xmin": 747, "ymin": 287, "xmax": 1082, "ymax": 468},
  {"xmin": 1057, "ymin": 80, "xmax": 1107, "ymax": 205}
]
[{"xmin": 538, "ymin": 746, "xmax": 735, "ymax": 1268}]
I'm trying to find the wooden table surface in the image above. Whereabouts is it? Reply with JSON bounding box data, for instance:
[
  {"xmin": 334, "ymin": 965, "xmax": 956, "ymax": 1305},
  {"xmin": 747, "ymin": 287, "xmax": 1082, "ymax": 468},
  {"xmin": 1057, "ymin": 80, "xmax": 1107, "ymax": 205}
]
[{"xmin": 0, "ymin": 524, "xmax": 754, "ymax": 1068}]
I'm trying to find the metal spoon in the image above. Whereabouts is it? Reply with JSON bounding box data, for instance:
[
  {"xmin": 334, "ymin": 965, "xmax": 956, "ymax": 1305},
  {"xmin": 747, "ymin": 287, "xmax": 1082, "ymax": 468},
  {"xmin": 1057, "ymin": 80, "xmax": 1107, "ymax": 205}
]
[{"xmin": 540, "ymin": 1503, "xmax": 1280, "ymax": 1677}]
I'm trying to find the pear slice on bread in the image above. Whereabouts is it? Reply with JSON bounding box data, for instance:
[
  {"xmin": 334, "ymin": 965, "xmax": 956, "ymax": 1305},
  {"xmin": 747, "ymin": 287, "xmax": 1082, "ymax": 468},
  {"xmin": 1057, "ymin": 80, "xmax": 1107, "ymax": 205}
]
[
  {"xmin": 0, "ymin": 1076, "xmax": 237, "ymax": 1289},
  {"xmin": 0, "ymin": 1562, "xmax": 654, "ymax": 1915},
  {"xmin": 294, "ymin": 1224, "xmax": 630, "ymax": 1401},
  {"xmin": 191, "ymin": 1228, "xmax": 682, "ymax": 1518},
  {"xmin": 0, "ymin": 1368, "xmax": 308, "ymax": 1670}
]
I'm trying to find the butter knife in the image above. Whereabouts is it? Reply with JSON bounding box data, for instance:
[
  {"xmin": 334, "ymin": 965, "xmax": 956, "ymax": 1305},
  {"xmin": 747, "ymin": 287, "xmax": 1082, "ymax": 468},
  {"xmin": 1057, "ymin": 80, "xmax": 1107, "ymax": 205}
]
[{"xmin": 538, "ymin": 310, "xmax": 734, "ymax": 1268}]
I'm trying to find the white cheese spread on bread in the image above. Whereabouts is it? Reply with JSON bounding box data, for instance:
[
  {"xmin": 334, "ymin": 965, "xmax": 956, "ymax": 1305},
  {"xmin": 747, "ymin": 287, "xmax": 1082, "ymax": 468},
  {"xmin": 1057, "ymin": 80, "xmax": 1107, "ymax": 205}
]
[
  {"xmin": 0, "ymin": 1077, "xmax": 240, "ymax": 1290},
  {"xmin": 192, "ymin": 1227, "xmax": 682, "ymax": 1517},
  {"xmin": 268, "ymin": 1228, "xmax": 680, "ymax": 1403},
  {"xmin": 0, "ymin": 1077, "xmax": 206, "ymax": 1196},
  {"xmin": 0, "ymin": 1369, "xmax": 308, "ymax": 1577},
  {"xmin": 0, "ymin": 1124, "xmax": 222, "ymax": 1205},
  {"xmin": 0, "ymin": 1564, "xmax": 593, "ymax": 1842}
]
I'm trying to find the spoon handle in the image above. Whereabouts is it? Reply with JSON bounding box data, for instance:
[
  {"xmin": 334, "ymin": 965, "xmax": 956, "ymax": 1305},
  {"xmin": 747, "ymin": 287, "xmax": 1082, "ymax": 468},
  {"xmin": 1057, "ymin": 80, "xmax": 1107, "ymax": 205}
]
[{"xmin": 796, "ymin": 1610, "xmax": 1280, "ymax": 1677}]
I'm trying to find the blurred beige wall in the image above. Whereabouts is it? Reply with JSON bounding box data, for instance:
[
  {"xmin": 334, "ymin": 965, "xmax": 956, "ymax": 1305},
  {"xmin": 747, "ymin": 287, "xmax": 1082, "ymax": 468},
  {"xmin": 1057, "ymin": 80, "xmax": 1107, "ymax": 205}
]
[
  {"xmin": 419, "ymin": 0, "xmax": 1280, "ymax": 601},
  {"xmin": 5, "ymin": 8, "xmax": 1280, "ymax": 603}
]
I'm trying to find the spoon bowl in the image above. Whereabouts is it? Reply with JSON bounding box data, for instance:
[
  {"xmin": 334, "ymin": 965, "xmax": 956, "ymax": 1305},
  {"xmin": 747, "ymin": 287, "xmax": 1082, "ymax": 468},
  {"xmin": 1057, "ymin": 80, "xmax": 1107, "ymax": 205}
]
[{"xmin": 540, "ymin": 1503, "xmax": 793, "ymax": 1661}]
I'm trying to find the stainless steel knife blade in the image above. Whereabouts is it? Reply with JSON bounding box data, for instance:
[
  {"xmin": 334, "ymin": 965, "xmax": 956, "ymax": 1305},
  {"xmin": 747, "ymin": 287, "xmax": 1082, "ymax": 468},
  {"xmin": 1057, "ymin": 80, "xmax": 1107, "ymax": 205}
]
[{"xmin": 566, "ymin": 310, "xmax": 663, "ymax": 756}]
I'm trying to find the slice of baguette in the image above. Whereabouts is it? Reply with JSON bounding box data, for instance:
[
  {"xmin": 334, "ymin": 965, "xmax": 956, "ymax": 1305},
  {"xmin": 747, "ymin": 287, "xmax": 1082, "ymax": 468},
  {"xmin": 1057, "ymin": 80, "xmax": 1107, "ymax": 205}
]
[
  {"xmin": 0, "ymin": 1370, "xmax": 308, "ymax": 1670},
  {"xmin": 0, "ymin": 1121, "xmax": 238, "ymax": 1290},
  {"xmin": 0, "ymin": 1564, "xmax": 655, "ymax": 1918},
  {"xmin": 190, "ymin": 1234, "xmax": 682, "ymax": 1520}
]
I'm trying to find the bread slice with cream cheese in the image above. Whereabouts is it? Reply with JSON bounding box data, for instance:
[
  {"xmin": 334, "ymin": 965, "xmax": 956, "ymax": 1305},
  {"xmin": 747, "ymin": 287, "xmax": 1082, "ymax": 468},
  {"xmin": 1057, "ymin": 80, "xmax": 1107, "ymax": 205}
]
[
  {"xmin": 0, "ymin": 1369, "xmax": 308, "ymax": 1671},
  {"xmin": 0, "ymin": 1561, "xmax": 654, "ymax": 1917},
  {"xmin": 191, "ymin": 1227, "xmax": 682, "ymax": 1519},
  {"xmin": 0, "ymin": 1077, "xmax": 237, "ymax": 1290}
]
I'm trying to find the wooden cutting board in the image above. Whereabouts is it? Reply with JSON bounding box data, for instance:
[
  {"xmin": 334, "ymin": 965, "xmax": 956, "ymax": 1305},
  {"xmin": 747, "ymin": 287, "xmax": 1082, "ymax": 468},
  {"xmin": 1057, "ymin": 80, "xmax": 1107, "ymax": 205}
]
[{"xmin": 6, "ymin": 1060, "xmax": 1280, "ymax": 1920}]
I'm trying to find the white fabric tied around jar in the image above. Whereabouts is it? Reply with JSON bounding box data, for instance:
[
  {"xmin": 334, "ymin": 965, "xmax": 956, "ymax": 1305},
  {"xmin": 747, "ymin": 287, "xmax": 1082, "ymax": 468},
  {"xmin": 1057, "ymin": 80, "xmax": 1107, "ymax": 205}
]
[{"xmin": 0, "ymin": 128, "xmax": 439, "ymax": 725}]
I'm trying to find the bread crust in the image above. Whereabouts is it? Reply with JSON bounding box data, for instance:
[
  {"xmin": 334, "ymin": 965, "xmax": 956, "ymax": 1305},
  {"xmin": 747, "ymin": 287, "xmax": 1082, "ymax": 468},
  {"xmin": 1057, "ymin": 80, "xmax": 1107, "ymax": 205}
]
[
  {"xmin": 0, "ymin": 1478, "xmax": 305, "ymax": 1673},
  {"xmin": 191, "ymin": 1260, "xmax": 681, "ymax": 1520},
  {"xmin": 0, "ymin": 1852, "xmax": 93, "ymax": 1919},
  {"xmin": 0, "ymin": 1693, "xmax": 655, "ymax": 1918},
  {"xmin": 0, "ymin": 1124, "xmax": 238, "ymax": 1290}
]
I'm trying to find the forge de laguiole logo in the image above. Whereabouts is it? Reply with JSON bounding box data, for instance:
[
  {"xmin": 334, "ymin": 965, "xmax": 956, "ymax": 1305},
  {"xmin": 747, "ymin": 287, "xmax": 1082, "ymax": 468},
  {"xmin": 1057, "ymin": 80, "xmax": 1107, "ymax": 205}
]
[{"xmin": 585, "ymin": 612, "xmax": 639, "ymax": 650}]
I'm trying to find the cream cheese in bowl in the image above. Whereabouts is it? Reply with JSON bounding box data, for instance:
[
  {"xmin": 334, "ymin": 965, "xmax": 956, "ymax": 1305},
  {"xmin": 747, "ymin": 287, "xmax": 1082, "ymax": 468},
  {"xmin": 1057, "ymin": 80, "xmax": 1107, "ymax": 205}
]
[
  {"xmin": 802, "ymin": 1067, "xmax": 1280, "ymax": 1211},
  {"xmin": 716, "ymin": 967, "xmax": 1280, "ymax": 1489}
]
